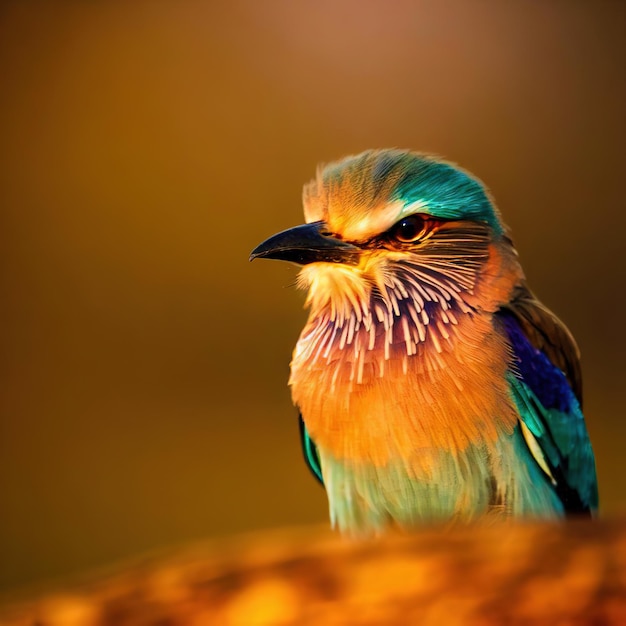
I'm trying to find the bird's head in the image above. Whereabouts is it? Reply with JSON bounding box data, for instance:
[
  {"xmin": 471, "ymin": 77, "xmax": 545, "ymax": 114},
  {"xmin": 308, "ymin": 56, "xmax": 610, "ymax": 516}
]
[{"xmin": 251, "ymin": 149, "xmax": 521, "ymax": 334}]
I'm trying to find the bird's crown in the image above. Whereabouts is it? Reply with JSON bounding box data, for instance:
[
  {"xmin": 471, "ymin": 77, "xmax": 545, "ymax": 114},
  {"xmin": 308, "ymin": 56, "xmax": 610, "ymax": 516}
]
[{"xmin": 302, "ymin": 149, "xmax": 504, "ymax": 242}]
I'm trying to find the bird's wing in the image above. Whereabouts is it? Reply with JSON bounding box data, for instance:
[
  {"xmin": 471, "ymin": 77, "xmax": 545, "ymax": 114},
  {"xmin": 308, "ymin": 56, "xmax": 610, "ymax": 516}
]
[
  {"xmin": 498, "ymin": 285, "xmax": 598, "ymax": 514},
  {"xmin": 299, "ymin": 413, "xmax": 324, "ymax": 485}
]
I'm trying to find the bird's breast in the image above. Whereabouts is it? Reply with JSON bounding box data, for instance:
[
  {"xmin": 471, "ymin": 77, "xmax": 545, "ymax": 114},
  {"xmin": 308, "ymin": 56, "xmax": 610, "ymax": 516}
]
[{"xmin": 291, "ymin": 307, "xmax": 518, "ymax": 469}]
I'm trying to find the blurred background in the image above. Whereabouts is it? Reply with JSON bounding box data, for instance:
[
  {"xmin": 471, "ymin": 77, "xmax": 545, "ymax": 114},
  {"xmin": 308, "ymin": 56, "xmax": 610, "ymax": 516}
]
[{"xmin": 0, "ymin": 0, "xmax": 624, "ymax": 593}]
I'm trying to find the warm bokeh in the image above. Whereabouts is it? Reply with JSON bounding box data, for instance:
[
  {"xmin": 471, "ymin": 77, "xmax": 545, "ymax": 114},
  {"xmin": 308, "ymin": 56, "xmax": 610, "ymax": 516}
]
[{"xmin": 0, "ymin": 0, "xmax": 624, "ymax": 592}]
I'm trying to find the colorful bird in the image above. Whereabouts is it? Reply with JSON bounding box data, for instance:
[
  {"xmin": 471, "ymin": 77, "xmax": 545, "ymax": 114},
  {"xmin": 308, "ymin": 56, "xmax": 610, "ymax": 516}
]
[{"xmin": 250, "ymin": 149, "xmax": 598, "ymax": 534}]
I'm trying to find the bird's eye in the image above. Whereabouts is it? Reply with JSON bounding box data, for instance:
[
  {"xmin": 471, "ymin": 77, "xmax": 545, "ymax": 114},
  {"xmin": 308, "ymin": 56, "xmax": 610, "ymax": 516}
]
[{"xmin": 392, "ymin": 215, "xmax": 427, "ymax": 243}]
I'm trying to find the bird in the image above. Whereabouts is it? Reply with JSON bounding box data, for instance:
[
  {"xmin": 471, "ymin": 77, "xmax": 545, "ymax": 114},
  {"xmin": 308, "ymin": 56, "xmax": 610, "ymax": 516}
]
[{"xmin": 250, "ymin": 149, "xmax": 598, "ymax": 534}]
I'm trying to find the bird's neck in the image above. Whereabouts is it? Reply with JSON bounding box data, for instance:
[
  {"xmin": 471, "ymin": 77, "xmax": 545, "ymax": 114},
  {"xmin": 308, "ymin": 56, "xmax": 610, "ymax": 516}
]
[{"xmin": 290, "ymin": 241, "xmax": 524, "ymax": 467}]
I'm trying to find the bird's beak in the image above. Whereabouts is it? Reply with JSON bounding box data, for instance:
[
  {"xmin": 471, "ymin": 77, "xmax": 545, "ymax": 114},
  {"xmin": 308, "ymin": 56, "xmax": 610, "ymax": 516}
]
[{"xmin": 249, "ymin": 221, "xmax": 360, "ymax": 266}]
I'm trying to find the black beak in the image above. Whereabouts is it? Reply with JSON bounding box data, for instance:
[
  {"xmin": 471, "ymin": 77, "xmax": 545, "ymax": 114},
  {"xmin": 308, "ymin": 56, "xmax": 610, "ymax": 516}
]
[{"xmin": 249, "ymin": 221, "xmax": 360, "ymax": 266}]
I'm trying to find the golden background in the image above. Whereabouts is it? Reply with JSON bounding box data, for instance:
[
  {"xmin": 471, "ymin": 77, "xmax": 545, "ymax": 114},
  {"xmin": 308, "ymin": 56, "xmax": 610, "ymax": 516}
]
[{"xmin": 0, "ymin": 1, "xmax": 624, "ymax": 592}]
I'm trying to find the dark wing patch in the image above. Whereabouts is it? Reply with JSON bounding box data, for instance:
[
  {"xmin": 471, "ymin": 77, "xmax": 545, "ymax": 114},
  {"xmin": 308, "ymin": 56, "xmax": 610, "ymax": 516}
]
[{"xmin": 299, "ymin": 413, "xmax": 324, "ymax": 486}]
